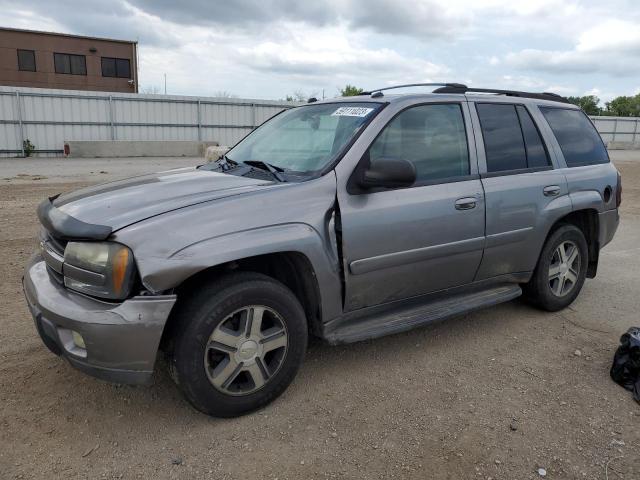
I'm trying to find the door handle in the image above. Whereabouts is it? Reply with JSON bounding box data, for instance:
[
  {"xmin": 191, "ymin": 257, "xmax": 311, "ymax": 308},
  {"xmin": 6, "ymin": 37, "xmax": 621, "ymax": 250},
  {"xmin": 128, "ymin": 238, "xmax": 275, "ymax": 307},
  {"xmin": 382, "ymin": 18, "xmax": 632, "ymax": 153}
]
[
  {"xmin": 543, "ymin": 185, "xmax": 561, "ymax": 197},
  {"xmin": 455, "ymin": 197, "xmax": 477, "ymax": 210}
]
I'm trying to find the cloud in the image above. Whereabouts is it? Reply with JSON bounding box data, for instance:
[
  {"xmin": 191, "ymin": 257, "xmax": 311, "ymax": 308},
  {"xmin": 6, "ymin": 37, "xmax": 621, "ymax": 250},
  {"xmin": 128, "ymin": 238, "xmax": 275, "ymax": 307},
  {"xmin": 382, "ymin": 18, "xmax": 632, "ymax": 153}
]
[
  {"xmin": 127, "ymin": 0, "xmax": 470, "ymax": 40},
  {"xmin": 502, "ymin": 19, "xmax": 640, "ymax": 75},
  {"xmin": 234, "ymin": 25, "xmax": 449, "ymax": 81},
  {"xmin": 2, "ymin": 0, "xmax": 640, "ymax": 100},
  {"xmin": 0, "ymin": 0, "xmax": 180, "ymax": 46}
]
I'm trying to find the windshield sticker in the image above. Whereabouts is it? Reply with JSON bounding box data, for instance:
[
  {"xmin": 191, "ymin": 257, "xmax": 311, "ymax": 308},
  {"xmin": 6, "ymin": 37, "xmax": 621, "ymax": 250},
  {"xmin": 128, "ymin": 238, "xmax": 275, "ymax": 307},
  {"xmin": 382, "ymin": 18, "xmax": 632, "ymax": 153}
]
[{"xmin": 331, "ymin": 107, "xmax": 374, "ymax": 117}]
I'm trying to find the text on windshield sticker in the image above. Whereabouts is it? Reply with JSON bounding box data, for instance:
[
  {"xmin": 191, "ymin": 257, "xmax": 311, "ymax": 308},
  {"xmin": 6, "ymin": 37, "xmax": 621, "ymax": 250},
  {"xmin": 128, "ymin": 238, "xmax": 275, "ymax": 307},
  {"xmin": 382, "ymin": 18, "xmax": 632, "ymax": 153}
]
[{"xmin": 331, "ymin": 107, "xmax": 374, "ymax": 117}]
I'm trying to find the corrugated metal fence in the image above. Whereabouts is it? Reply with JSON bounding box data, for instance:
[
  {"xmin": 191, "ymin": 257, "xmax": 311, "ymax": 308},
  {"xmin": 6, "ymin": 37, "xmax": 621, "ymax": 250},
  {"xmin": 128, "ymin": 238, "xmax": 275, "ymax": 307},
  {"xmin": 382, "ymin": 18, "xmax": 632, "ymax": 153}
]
[
  {"xmin": 0, "ymin": 86, "xmax": 296, "ymax": 157},
  {"xmin": 590, "ymin": 116, "xmax": 640, "ymax": 144},
  {"xmin": 1, "ymin": 86, "xmax": 639, "ymax": 157}
]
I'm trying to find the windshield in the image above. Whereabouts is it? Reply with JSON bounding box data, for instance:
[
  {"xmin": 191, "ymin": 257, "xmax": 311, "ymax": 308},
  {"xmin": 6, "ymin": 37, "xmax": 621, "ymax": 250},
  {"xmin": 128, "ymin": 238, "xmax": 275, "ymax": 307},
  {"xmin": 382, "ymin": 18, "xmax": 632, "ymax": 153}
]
[{"xmin": 225, "ymin": 102, "xmax": 382, "ymax": 174}]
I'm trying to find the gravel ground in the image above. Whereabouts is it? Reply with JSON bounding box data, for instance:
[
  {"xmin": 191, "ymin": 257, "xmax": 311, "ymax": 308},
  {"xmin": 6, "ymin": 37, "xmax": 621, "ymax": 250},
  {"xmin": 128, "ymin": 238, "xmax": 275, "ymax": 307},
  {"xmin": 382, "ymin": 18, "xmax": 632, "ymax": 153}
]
[{"xmin": 1, "ymin": 153, "xmax": 639, "ymax": 479}]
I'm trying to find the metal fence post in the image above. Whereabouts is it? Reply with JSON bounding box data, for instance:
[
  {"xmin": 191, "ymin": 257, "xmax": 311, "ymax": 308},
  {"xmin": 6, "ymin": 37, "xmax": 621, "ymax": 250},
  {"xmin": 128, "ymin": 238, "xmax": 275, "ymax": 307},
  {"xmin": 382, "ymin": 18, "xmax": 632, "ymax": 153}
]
[
  {"xmin": 108, "ymin": 95, "xmax": 115, "ymax": 140},
  {"xmin": 251, "ymin": 103, "xmax": 256, "ymax": 129},
  {"xmin": 197, "ymin": 100, "xmax": 202, "ymax": 141},
  {"xmin": 15, "ymin": 91, "xmax": 25, "ymax": 157},
  {"xmin": 613, "ymin": 118, "xmax": 618, "ymax": 143},
  {"xmin": 633, "ymin": 118, "xmax": 638, "ymax": 144}
]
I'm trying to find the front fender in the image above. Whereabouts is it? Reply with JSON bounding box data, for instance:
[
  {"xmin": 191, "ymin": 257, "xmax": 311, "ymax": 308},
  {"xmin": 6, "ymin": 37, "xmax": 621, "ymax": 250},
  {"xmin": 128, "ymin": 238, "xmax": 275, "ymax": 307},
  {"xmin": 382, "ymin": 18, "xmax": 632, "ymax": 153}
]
[{"xmin": 133, "ymin": 223, "xmax": 344, "ymax": 323}]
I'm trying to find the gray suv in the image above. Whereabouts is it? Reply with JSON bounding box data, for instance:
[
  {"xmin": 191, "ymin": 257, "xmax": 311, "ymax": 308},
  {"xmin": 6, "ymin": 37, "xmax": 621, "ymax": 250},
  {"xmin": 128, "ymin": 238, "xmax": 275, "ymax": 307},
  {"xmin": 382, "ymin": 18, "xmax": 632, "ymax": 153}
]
[{"xmin": 24, "ymin": 83, "xmax": 621, "ymax": 417}]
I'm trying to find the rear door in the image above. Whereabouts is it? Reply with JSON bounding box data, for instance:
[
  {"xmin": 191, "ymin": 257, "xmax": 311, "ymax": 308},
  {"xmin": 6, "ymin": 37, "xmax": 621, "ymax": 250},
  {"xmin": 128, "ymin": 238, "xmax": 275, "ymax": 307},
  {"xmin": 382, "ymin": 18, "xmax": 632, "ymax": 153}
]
[
  {"xmin": 470, "ymin": 101, "xmax": 570, "ymax": 280},
  {"xmin": 336, "ymin": 102, "xmax": 486, "ymax": 311}
]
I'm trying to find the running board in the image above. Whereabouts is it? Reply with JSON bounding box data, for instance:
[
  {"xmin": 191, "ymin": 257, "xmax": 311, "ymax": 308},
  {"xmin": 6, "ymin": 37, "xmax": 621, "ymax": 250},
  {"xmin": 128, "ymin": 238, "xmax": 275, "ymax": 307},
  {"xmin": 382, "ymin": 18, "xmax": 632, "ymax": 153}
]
[{"xmin": 323, "ymin": 284, "xmax": 522, "ymax": 345}]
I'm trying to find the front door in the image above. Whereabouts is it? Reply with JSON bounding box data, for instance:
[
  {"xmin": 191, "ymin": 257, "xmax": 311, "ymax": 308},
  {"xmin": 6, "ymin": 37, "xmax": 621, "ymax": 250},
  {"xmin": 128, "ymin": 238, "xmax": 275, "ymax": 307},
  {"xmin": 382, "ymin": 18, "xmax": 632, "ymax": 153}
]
[{"xmin": 337, "ymin": 102, "xmax": 486, "ymax": 311}]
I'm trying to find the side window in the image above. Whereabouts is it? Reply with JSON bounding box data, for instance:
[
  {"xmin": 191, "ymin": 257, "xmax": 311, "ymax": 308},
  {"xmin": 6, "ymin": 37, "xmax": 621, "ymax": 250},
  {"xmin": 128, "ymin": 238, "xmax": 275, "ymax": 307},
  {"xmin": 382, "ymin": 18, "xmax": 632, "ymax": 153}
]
[
  {"xmin": 54, "ymin": 53, "xmax": 86, "ymax": 75},
  {"xmin": 369, "ymin": 104, "xmax": 469, "ymax": 183},
  {"xmin": 516, "ymin": 105, "xmax": 550, "ymax": 168},
  {"xmin": 102, "ymin": 57, "xmax": 131, "ymax": 78},
  {"xmin": 17, "ymin": 49, "xmax": 36, "ymax": 72},
  {"xmin": 476, "ymin": 103, "xmax": 527, "ymax": 172},
  {"xmin": 540, "ymin": 107, "xmax": 609, "ymax": 167}
]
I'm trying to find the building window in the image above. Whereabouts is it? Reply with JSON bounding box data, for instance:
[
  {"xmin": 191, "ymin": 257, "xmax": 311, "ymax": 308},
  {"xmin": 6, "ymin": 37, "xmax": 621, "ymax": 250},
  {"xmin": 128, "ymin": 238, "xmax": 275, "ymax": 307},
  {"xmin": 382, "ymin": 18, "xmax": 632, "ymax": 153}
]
[
  {"xmin": 101, "ymin": 57, "xmax": 131, "ymax": 78},
  {"xmin": 54, "ymin": 53, "xmax": 87, "ymax": 75},
  {"xmin": 17, "ymin": 49, "xmax": 36, "ymax": 72}
]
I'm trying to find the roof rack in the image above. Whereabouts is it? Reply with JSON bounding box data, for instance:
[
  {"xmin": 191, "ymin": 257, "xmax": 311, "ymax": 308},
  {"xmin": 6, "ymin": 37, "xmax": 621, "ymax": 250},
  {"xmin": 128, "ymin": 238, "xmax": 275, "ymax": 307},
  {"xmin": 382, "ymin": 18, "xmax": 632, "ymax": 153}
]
[
  {"xmin": 358, "ymin": 83, "xmax": 570, "ymax": 104},
  {"xmin": 360, "ymin": 83, "xmax": 468, "ymax": 96},
  {"xmin": 432, "ymin": 85, "xmax": 570, "ymax": 104}
]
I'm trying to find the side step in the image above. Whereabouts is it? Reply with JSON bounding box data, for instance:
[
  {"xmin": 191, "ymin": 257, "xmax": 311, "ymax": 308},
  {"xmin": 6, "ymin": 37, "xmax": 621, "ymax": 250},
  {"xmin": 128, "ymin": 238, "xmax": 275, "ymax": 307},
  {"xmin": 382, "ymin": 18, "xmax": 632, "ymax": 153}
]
[{"xmin": 323, "ymin": 284, "xmax": 522, "ymax": 345}]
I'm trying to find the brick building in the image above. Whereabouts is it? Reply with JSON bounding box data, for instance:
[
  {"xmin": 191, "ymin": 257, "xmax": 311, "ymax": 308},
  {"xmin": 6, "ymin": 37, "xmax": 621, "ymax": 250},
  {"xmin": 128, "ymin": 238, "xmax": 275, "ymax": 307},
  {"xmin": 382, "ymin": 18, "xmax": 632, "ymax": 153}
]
[{"xmin": 0, "ymin": 27, "xmax": 138, "ymax": 93}]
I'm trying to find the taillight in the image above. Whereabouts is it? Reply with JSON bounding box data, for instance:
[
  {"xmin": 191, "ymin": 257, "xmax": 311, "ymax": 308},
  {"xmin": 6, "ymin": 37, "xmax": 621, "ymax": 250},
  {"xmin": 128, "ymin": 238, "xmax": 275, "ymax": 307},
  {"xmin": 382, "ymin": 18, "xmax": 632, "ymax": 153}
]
[{"xmin": 616, "ymin": 171, "xmax": 622, "ymax": 207}]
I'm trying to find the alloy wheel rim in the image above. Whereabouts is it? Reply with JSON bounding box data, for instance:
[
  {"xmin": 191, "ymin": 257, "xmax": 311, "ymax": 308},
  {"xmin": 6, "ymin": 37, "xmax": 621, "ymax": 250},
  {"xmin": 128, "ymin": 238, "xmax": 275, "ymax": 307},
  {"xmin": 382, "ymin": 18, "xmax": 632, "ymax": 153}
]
[
  {"xmin": 548, "ymin": 240, "xmax": 581, "ymax": 297},
  {"xmin": 204, "ymin": 305, "xmax": 288, "ymax": 396}
]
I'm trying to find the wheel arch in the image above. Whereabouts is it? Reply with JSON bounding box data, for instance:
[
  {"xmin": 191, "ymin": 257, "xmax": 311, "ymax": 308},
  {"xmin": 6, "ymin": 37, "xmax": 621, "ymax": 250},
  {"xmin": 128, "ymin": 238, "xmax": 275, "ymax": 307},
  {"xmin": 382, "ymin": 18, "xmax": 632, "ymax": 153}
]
[
  {"xmin": 544, "ymin": 208, "xmax": 600, "ymax": 278},
  {"xmin": 160, "ymin": 251, "xmax": 324, "ymax": 352}
]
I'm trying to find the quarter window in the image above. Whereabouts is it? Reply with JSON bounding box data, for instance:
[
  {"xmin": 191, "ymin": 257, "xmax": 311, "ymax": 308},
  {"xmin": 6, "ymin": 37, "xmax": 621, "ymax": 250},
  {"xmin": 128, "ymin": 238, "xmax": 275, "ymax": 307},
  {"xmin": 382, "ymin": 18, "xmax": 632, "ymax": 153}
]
[
  {"xmin": 516, "ymin": 105, "xmax": 551, "ymax": 168},
  {"xmin": 540, "ymin": 107, "xmax": 609, "ymax": 167},
  {"xmin": 17, "ymin": 49, "xmax": 36, "ymax": 72},
  {"xmin": 54, "ymin": 53, "xmax": 86, "ymax": 75},
  {"xmin": 369, "ymin": 103, "xmax": 470, "ymax": 183},
  {"xmin": 101, "ymin": 57, "xmax": 131, "ymax": 78}
]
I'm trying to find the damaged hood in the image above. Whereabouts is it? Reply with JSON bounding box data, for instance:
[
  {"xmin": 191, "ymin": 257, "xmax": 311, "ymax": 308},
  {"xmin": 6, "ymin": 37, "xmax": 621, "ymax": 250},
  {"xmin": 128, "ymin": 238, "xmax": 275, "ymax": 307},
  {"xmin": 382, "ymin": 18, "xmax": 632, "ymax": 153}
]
[{"xmin": 53, "ymin": 167, "xmax": 273, "ymax": 232}]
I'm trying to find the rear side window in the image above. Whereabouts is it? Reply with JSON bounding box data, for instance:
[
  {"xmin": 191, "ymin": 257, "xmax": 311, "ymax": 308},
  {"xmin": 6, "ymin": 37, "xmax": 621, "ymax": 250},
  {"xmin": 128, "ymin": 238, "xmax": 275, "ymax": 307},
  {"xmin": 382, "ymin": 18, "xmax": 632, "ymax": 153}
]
[
  {"xmin": 476, "ymin": 103, "xmax": 550, "ymax": 173},
  {"xmin": 540, "ymin": 107, "xmax": 609, "ymax": 167},
  {"xmin": 477, "ymin": 104, "xmax": 526, "ymax": 172},
  {"xmin": 369, "ymin": 103, "xmax": 469, "ymax": 183}
]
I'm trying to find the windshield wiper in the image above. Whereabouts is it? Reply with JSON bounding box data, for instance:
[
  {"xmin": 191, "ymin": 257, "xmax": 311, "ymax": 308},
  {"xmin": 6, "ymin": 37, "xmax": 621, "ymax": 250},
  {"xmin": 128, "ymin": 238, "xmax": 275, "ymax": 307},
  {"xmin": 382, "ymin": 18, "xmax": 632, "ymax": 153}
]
[{"xmin": 243, "ymin": 160, "xmax": 286, "ymax": 182}]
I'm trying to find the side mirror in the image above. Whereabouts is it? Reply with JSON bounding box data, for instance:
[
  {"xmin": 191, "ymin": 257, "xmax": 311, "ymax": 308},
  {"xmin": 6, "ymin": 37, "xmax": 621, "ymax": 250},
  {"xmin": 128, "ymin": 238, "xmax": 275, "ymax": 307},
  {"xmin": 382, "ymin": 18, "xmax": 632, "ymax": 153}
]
[{"xmin": 358, "ymin": 158, "xmax": 416, "ymax": 189}]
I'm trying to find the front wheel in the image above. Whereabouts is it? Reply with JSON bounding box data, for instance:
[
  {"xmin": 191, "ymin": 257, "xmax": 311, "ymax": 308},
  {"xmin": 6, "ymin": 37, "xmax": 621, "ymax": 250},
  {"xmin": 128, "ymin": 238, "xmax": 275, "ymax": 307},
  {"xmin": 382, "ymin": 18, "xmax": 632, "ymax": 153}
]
[
  {"xmin": 524, "ymin": 224, "xmax": 588, "ymax": 312},
  {"xmin": 170, "ymin": 272, "xmax": 308, "ymax": 417}
]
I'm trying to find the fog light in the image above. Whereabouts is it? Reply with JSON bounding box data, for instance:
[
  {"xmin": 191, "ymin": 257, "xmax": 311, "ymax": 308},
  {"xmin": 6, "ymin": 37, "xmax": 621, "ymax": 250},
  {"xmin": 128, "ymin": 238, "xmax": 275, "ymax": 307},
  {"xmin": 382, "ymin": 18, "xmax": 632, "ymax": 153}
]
[{"xmin": 72, "ymin": 330, "xmax": 86, "ymax": 349}]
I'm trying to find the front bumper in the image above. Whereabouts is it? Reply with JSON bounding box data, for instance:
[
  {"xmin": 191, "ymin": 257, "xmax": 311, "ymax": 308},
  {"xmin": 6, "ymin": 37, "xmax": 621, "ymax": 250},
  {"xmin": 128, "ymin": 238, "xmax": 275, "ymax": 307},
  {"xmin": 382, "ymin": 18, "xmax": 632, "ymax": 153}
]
[{"xmin": 23, "ymin": 255, "xmax": 176, "ymax": 385}]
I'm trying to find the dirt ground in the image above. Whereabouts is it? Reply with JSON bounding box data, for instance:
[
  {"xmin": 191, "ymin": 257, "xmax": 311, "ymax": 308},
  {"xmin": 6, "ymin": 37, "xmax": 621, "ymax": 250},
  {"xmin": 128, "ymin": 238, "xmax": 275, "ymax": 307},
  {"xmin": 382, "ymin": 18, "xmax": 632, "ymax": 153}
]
[{"xmin": 1, "ymin": 154, "xmax": 639, "ymax": 480}]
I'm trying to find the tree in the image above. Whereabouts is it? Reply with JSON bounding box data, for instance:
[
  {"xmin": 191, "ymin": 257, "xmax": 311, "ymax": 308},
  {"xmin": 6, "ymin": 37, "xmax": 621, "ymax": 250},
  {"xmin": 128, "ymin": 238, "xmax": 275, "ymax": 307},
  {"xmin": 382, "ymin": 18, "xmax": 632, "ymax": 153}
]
[
  {"xmin": 566, "ymin": 95, "xmax": 601, "ymax": 115},
  {"xmin": 282, "ymin": 90, "xmax": 319, "ymax": 102},
  {"xmin": 212, "ymin": 90, "xmax": 238, "ymax": 98},
  {"xmin": 604, "ymin": 95, "xmax": 640, "ymax": 117},
  {"xmin": 340, "ymin": 84, "xmax": 364, "ymax": 96}
]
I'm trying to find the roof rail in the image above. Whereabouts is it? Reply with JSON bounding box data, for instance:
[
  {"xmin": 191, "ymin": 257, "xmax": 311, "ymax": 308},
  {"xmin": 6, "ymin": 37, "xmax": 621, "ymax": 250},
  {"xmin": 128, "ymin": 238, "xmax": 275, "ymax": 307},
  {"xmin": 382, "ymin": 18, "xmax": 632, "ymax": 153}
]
[
  {"xmin": 360, "ymin": 83, "xmax": 468, "ymax": 96},
  {"xmin": 432, "ymin": 85, "xmax": 570, "ymax": 104}
]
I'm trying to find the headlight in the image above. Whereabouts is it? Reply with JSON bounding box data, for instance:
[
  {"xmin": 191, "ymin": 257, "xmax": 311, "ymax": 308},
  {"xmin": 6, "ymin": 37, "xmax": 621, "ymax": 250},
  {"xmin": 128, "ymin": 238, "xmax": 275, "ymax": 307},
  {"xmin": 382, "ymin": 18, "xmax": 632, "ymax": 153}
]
[{"xmin": 63, "ymin": 242, "xmax": 136, "ymax": 300}]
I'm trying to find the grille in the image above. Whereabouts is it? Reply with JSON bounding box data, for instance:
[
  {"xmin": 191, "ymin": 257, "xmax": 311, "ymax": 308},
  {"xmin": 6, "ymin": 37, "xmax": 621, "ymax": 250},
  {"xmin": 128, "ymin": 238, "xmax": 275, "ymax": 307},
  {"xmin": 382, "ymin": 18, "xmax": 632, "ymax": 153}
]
[
  {"xmin": 40, "ymin": 229, "xmax": 66, "ymax": 284},
  {"xmin": 45, "ymin": 231, "xmax": 67, "ymax": 255}
]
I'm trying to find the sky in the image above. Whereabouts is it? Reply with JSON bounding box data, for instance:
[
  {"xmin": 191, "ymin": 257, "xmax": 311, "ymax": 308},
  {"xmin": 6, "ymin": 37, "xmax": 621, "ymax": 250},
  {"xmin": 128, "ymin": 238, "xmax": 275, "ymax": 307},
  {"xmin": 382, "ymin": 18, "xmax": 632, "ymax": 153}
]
[{"xmin": 1, "ymin": 0, "xmax": 640, "ymax": 103}]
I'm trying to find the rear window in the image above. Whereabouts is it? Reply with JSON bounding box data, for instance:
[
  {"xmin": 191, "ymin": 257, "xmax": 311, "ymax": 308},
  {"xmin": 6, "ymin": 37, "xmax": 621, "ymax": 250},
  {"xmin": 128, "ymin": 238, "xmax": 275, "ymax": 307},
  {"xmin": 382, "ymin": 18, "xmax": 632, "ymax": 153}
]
[{"xmin": 540, "ymin": 107, "xmax": 609, "ymax": 167}]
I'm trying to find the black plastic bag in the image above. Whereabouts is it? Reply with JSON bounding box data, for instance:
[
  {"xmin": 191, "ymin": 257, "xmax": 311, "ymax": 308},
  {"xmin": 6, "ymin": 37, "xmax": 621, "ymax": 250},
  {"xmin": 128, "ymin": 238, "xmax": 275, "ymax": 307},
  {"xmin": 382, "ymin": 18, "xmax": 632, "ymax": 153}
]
[{"xmin": 610, "ymin": 327, "xmax": 640, "ymax": 403}]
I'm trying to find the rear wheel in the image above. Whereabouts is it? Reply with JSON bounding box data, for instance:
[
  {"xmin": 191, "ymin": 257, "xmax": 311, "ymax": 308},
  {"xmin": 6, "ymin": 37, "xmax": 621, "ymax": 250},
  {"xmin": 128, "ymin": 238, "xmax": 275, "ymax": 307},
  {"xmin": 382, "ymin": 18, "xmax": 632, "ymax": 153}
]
[
  {"xmin": 524, "ymin": 224, "xmax": 588, "ymax": 311},
  {"xmin": 170, "ymin": 272, "xmax": 308, "ymax": 417}
]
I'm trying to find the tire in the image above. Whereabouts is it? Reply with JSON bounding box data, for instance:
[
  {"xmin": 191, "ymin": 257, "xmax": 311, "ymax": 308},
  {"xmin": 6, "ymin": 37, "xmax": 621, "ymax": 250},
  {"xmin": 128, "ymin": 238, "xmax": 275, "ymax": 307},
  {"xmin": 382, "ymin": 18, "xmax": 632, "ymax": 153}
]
[
  {"xmin": 524, "ymin": 224, "xmax": 589, "ymax": 312},
  {"xmin": 169, "ymin": 272, "xmax": 308, "ymax": 417}
]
